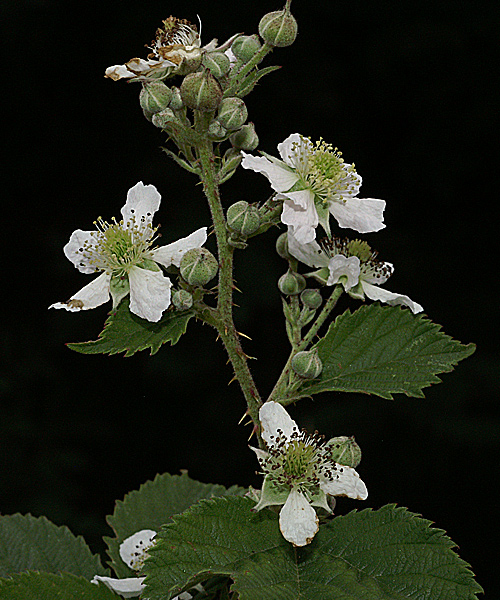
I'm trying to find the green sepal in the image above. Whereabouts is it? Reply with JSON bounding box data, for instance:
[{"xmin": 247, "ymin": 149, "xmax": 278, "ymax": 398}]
[
  {"xmin": 252, "ymin": 475, "xmax": 289, "ymax": 511},
  {"xmin": 109, "ymin": 276, "xmax": 130, "ymax": 309},
  {"xmin": 315, "ymin": 201, "xmax": 331, "ymax": 238},
  {"xmin": 324, "ymin": 436, "xmax": 362, "ymax": 468},
  {"xmin": 309, "ymin": 488, "xmax": 331, "ymax": 512}
]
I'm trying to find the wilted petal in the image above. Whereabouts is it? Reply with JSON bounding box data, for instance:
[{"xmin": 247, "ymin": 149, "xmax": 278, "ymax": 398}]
[
  {"xmin": 329, "ymin": 197, "xmax": 386, "ymax": 233},
  {"xmin": 319, "ymin": 464, "xmax": 368, "ymax": 500},
  {"xmin": 287, "ymin": 235, "xmax": 328, "ymax": 269},
  {"xmin": 152, "ymin": 227, "xmax": 207, "ymax": 268},
  {"xmin": 128, "ymin": 266, "xmax": 172, "ymax": 322},
  {"xmin": 119, "ymin": 529, "xmax": 156, "ymax": 570},
  {"xmin": 281, "ymin": 190, "xmax": 318, "ymax": 244},
  {"xmin": 92, "ymin": 575, "xmax": 145, "ymax": 598},
  {"xmin": 121, "ymin": 182, "xmax": 161, "ymax": 227},
  {"xmin": 361, "ymin": 282, "xmax": 423, "ymax": 314},
  {"xmin": 279, "ymin": 488, "xmax": 319, "ymax": 547},
  {"xmin": 277, "ymin": 133, "xmax": 311, "ymax": 171},
  {"xmin": 241, "ymin": 153, "xmax": 299, "ymax": 193},
  {"xmin": 327, "ymin": 255, "xmax": 360, "ymax": 289},
  {"xmin": 105, "ymin": 64, "xmax": 137, "ymax": 81},
  {"xmin": 50, "ymin": 272, "xmax": 111, "ymax": 312},
  {"xmin": 259, "ymin": 401, "xmax": 299, "ymax": 448},
  {"xmin": 63, "ymin": 229, "xmax": 98, "ymax": 274}
]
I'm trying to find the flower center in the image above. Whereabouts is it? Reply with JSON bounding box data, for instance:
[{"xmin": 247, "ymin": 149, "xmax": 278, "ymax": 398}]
[
  {"xmin": 77, "ymin": 217, "xmax": 157, "ymax": 276},
  {"xmin": 150, "ymin": 16, "xmax": 200, "ymax": 58}
]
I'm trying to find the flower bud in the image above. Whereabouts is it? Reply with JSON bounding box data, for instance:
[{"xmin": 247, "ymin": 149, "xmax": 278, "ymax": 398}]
[
  {"xmin": 276, "ymin": 232, "xmax": 292, "ymax": 260},
  {"xmin": 169, "ymin": 86, "xmax": 184, "ymax": 110},
  {"xmin": 230, "ymin": 122, "xmax": 259, "ymax": 151},
  {"xmin": 300, "ymin": 288, "xmax": 322, "ymax": 310},
  {"xmin": 325, "ymin": 436, "xmax": 362, "ymax": 468},
  {"xmin": 227, "ymin": 201, "xmax": 261, "ymax": 237},
  {"xmin": 217, "ymin": 97, "xmax": 248, "ymax": 131},
  {"xmin": 180, "ymin": 248, "xmax": 219, "ymax": 286},
  {"xmin": 259, "ymin": 7, "xmax": 298, "ymax": 48},
  {"xmin": 172, "ymin": 289, "xmax": 194, "ymax": 311},
  {"xmin": 139, "ymin": 81, "xmax": 173, "ymax": 114},
  {"xmin": 291, "ymin": 349, "xmax": 323, "ymax": 379},
  {"xmin": 203, "ymin": 51, "xmax": 231, "ymax": 78},
  {"xmin": 152, "ymin": 107, "xmax": 178, "ymax": 129},
  {"xmin": 180, "ymin": 71, "xmax": 222, "ymax": 111},
  {"xmin": 208, "ymin": 119, "xmax": 227, "ymax": 141},
  {"xmin": 231, "ymin": 35, "xmax": 262, "ymax": 63},
  {"xmin": 278, "ymin": 269, "xmax": 306, "ymax": 295}
]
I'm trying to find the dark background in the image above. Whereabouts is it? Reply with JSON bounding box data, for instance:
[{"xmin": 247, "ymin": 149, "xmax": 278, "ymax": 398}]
[{"xmin": 2, "ymin": 0, "xmax": 498, "ymax": 595}]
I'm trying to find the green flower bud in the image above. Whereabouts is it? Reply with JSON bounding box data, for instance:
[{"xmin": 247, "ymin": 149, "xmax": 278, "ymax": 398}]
[
  {"xmin": 172, "ymin": 289, "xmax": 194, "ymax": 311},
  {"xmin": 278, "ymin": 269, "xmax": 306, "ymax": 295},
  {"xmin": 169, "ymin": 86, "xmax": 184, "ymax": 110},
  {"xmin": 180, "ymin": 248, "xmax": 219, "ymax": 286},
  {"xmin": 139, "ymin": 81, "xmax": 173, "ymax": 114},
  {"xmin": 325, "ymin": 436, "xmax": 362, "ymax": 468},
  {"xmin": 152, "ymin": 107, "xmax": 178, "ymax": 129},
  {"xmin": 230, "ymin": 122, "xmax": 259, "ymax": 151},
  {"xmin": 217, "ymin": 97, "xmax": 248, "ymax": 131},
  {"xmin": 208, "ymin": 119, "xmax": 227, "ymax": 141},
  {"xmin": 300, "ymin": 288, "xmax": 322, "ymax": 310},
  {"xmin": 231, "ymin": 35, "xmax": 262, "ymax": 63},
  {"xmin": 203, "ymin": 51, "xmax": 231, "ymax": 78},
  {"xmin": 180, "ymin": 71, "xmax": 222, "ymax": 111},
  {"xmin": 276, "ymin": 232, "xmax": 292, "ymax": 260},
  {"xmin": 259, "ymin": 7, "xmax": 298, "ymax": 48},
  {"xmin": 291, "ymin": 349, "xmax": 323, "ymax": 379},
  {"xmin": 227, "ymin": 201, "xmax": 261, "ymax": 237}
]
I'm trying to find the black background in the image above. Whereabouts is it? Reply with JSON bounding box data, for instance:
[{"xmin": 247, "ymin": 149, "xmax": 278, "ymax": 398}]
[{"xmin": 2, "ymin": 0, "xmax": 498, "ymax": 595}]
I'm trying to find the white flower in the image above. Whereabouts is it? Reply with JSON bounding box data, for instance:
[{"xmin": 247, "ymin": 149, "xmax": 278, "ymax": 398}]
[
  {"xmin": 288, "ymin": 235, "xmax": 423, "ymax": 313},
  {"xmin": 50, "ymin": 181, "xmax": 207, "ymax": 322},
  {"xmin": 92, "ymin": 529, "xmax": 194, "ymax": 599},
  {"xmin": 241, "ymin": 133, "xmax": 386, "ymax": 243},
  {"xmin": 252, "ymin": 401, "xmax": 367, "ymax": 547}
]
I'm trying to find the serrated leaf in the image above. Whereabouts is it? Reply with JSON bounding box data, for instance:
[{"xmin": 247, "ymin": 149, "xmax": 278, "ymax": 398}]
[
  {"xmin": 297, "ymin": 304, "xmax": 475, "ymax": 400},
  {"xmin": 67, "ymin": 299, "xmax": 194, "ymax": 356},
  {"xmin": 105, "ymin": 472, "xmax": 246, "ymax": 578},
  {"xmin": 144, "ymin": 497, "xmax": 483, "ymax": 600},
  {"xmin": 237, "ymin": 65, "xmax": 282, "ymax": 97},
  {"xmin": 0, "ymin": 572, "xmax": 118, "ymax": 600},
  {"xmin": 0, "ymin": 514, "xmax": 108, "ymax": 578}
]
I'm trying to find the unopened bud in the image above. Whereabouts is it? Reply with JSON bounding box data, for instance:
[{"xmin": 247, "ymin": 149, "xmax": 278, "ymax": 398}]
[
  {"xmin": 291, "ymin": 349, "xmax": 323, "ymax": 379},
  {"xmin": 230, "ymin": 122, "xmax": 259, "ymax": 151},
  {"xmin": 217, "ymin": 97, "xmax": 248, "ymax": 131},
  {"xmin": 203, "ymin": 51, "xmax": 231, "ymax": 78},
  {"xmin": 278, "ymin": 269, "xmax": 306, "ymax": 295},
  {"xmin": 139, "ymin": 81, "xmax": 173, "ymax": 114},
  {"xmin": 227, "ymin": 201, "xmax": 261, "ymax": 237},
  {"xmin": 300, "ymin": 289, "xmax": 322, "ymax": 310},
  {"xmin": 325, "ymin": 436, "xmax": 362, "ymax": 468},
  {"xmin": 231, "ymin": 35, "xmax": 262, "ymax": 63},
  {"xmin": 169, "ymin": 86, "xmax": 184, "ymax": 110},
  {"xmin": 180, "ymin": 248, "xmax": 219, "ymax": 286},
  {"xmin": 152, "ymin": 107, "xmax": 178, "ymax": 129},
  {"xmin": 208, "ymin": 120, "xmax": 227, "ymax": 141},
  {"xmin": 276, "ymin": 232, "xmax": 292, "ymax": 260},
  {"xmin": 172, "ymin": 289, "xmax": 194, "ymax": 311},
  {"xmin": 180, "ymin": 71, "xmax": 222, "ymax": 111},
  {"xmin": 259, "ymin": 7, "xmax": 298, "ymax": 48}
]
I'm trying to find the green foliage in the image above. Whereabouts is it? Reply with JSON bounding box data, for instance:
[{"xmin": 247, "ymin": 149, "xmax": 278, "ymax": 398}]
[
  {"xmin": 67, "ymin": 299, "xmax": 194, "ymax": 356},
  {"xmin": 105, "ymin": 472, "xmax": 246, "ymax": 578},
  {"xmin": 0, "ymin": 514, "xmax": 108, "ymax": 579},
  {"xmin": 0, "ymin": 572, "xmax": 118, "ymax": 600},
  {"xmin": 297, "ymin": 304, "xmax": 475, "ymax": 400},
  {"xmin": 144, "ymin": 496, "xmax": 483, "ymax": 600}
]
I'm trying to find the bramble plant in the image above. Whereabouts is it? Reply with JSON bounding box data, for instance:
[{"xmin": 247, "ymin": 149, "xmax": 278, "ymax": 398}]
[{"xmin": 0, "ymin": 2, "xmax": 483, "ymax": 599}]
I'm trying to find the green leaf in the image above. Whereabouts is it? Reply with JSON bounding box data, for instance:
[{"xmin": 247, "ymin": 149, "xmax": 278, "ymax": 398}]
[
  {"xmin": 144, "ymin": 497, "xmax": 483, "ymax": 600},
  {"xmin": 67, "ymin": 299, "xmax": 194, "ymax": 356},
  {"xmin": 298, "ymin": 304, "xmax": 475, "ymax": 400},
  {"xmin": 237, "ymin": 65, "xmax": 282, "ymax": 97},
  {"xmin": 0, "ymin": 514, "xmax": 108, "ymax": 578},
  {"xmin": 105, "ymin": 472, "xmax": 246, "ymax": 578},
  {"xmin": 0, "ymin": 572, "xmax": 118, "ymax": 600}
]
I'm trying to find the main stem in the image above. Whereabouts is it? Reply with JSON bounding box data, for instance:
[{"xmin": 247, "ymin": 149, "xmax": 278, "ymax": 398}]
[{"xmin": 195, "ymin": 113, "xmax": 262, "ymax": 431}]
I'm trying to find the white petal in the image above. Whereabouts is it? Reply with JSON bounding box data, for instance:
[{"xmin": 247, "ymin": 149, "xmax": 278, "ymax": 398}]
[
  {"xmin": 105, "ymin": 64, "xmax": 137, "ymax": 81},
  {"xmin": 119, "ymin": 529, "xmax": 156, "ymax": 570},
  {"xmin": 50, "ymin": 272, "xmax": 111, "ymax": 312},
  {"xmin": 92, "ymin": 575, "xmax": 145, "ymax": 598},
  {"xmin": 279, "ymin": 488, "xmax": 319, "ymax": 547},
  {"xmin": 327, "ymin": 255, "xmax": 361, "ymax": 289},
  {"xmin": 287, "ymin": 235, "xmax": 328, "ymax": 269},
  {"xmin": 329, "ymin": 197, "xmax": 386, "ymax": 233},
  {"xmin": 277, "ymin": 133, "xmax": 311, "ymax": 172},
  {"xmin": 249, "ymin": 446, "xmax": 270, "ymax": 466},
  {"xmin": 320, "ymin": 464, "xmax": 368, "ymax": 500},
  {"xmin": 241, "ymin": 153, "xmax": 299, "ymax": 192},
  {"xmin": 259, "ymin": 401, "xmax": 299, "ymax": 448},
  {"xmin": 128, "ymin": 266, "xmax": 172, "ymax": 322},
  {"xmin": 362, "ymin": 261, "xmax": 393, "ymax": 286},
  {"xmin": 361, "ymin": 282, "xmax": 423, "ymax": 314},
  {"xmin": 152, "ymin": 227, "xmax": 207, "ymax": 268},
  {"xmin": 121, "ymin": 182, "xmax": 161, "ymax": 227},
  {"xmin": 281, "ymin": 190, "xmax": 318, "ymax": 244},
  {"xmin": 63, "ymin": 229, "xmax": 98, "ymax": 274}
]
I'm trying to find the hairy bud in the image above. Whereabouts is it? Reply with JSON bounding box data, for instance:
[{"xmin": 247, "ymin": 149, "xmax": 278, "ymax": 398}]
[
  {"xmin": 231, "ymin": 35, "xmax": 262, "ymax": 63},
  {"xmin": 227, "ymin": 201, "xmax": 261, "ymax": 237},
  {"xmin": 278, "ymin": 269, "xmax": 306, "ymax": 295},
  {"xmin": 259, "ymin": 7, "xmax": 298, "ymax": 48},
  {"xmin": 230, "ymin": 122, "xmax": 259, "ymax": 151},
  {"xmin": 180, "ymin": 71, "xmax": 222, "ymax": 111},
  {"xmin": 180, "ymin": 248, "xmax": 219, "ymax": 286},
  {"xmin": 300, "ymin": 288, "xmax": 322, "ymax": 310},
  {"xmin": 203, "ymin": 51, "xmax": 231, "ymax": 78},
  {"xmin": 172, "ymin": 289, "xmax": 194, "ymax": 311},
  {"xmin": 139, "ymin": 82, "xmax": 173, "ymax": 114},
  {"xmin": 217, "ymin": 97, "xmax": 248, "ymax": 131},
  {"xmin": 291, "ymin": 349, "xmax": 323, "ymax": 379}
]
